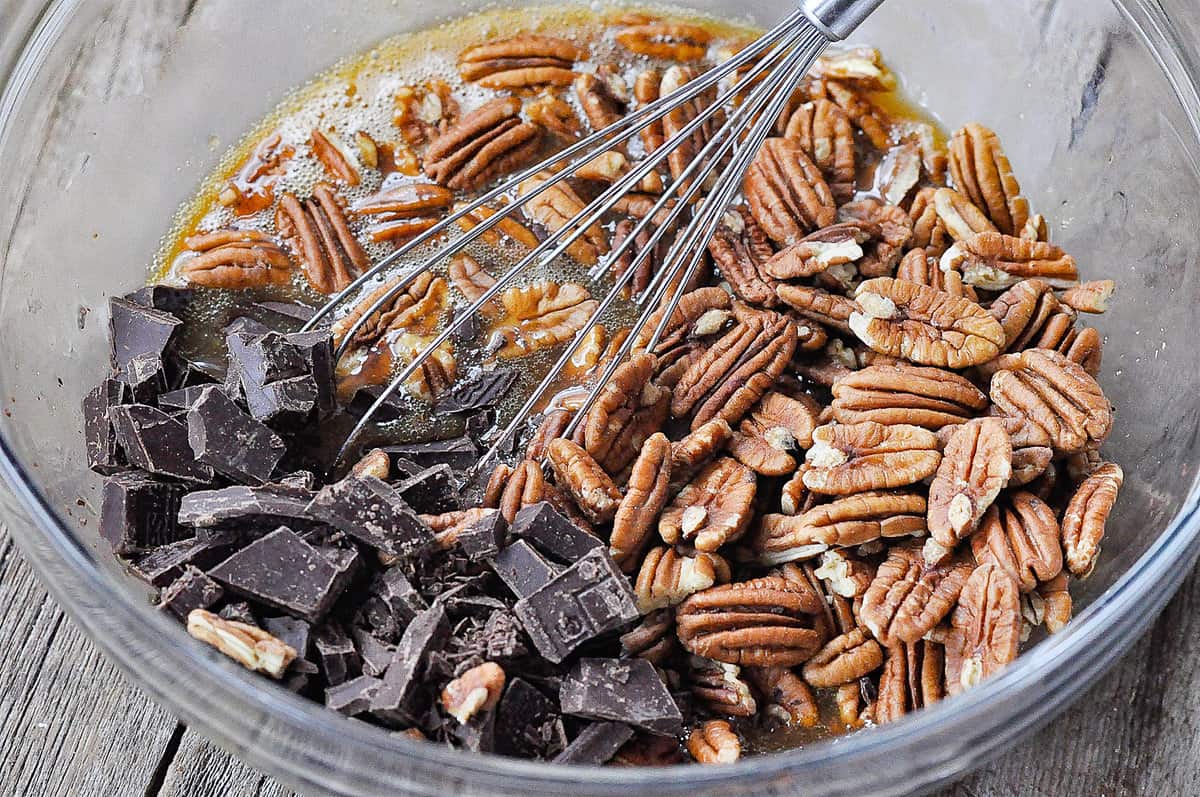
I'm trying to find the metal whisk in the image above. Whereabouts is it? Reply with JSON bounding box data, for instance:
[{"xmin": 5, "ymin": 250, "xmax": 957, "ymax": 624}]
[{"xmin": 301, "ymin": 0, "xmax": 887, "ymax": 468}]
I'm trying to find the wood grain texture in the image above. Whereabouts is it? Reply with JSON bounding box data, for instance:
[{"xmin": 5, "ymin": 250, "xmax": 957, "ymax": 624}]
[{"xmin": 157, "ymin": 729, "xmax": 299, "ymax": 797}]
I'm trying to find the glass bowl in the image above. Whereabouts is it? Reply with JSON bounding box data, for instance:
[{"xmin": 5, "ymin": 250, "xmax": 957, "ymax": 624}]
[{"xmin": 2, "ymin": 0, "xmax": 1199, "ymax": 795}]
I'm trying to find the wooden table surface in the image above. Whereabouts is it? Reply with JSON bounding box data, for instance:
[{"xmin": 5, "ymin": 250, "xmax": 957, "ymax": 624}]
[{"xmin": 3, "ymin": 521, "xmax": 1199, "ymax": 797}]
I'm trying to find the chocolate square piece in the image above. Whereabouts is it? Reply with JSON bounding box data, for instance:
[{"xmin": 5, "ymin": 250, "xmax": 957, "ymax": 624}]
[
  {"xmin": 187, "ymin": 386, "xmax": 286, "ymax": 484},
  {"xmin": 313, "ymin": 622, "xmax": 360, "ymax": 687},
  {"xmin": 351, "ymin": 628, "xmax": 395, "ymax": 678},
  {"xmin": 436, "ymin": 369, "xmax": 518, "ymax": 414},
  {"xmin": 100, "ymin": 472, "xmax": 188, "ymax": 556},
  {"xmin": 130, "ymin": 531, "xmax": 239, "ymax": 587},
  {"xmin": 264, "ymin": 615, "xmax": 313, "ymax": 660},
  {"xmin": 495, "ymin": 678, "xmax": 566, "ymax": 759},
  {"xmin": 122, "ymin": 351, "xmax": 169, "ymax": 404},
  {"xmin": 159, "ymin": 566, "xmax": 224, "ymax": 618},
  {"xmin": 307, "ymin": 475, "xmax": 433, "ymax": 559},
  {"xmin": 493, "ymin": 540, "xmax": 561, "ymax": 599},
  {"xmin": 177, "ymin": 483, "xmax": 315, "ymax": 528},
  {"xmin": 208, "ymin": 527, "xmax": 353, "ymax": 622},
  {"xmin": 559, "ymin": 658, "xmax": 683, "ymax": 737},
  {"xmin": 110, "ymin": 404, "xmax": 213, "ymax": 483},
  {"xmin": 455, "ymin": 510, "xmax": 506, "ymax": 562},
  {"xmin": 372, "ymin": 604, "xmax": 450, "ymax": 724},
  {"xmin": 552, "ymin": 722, "xmax": 635, "ymax": 765},
  {"xmin": 108, "ymin": 297, "xmax": 180, "ymax": 378},
  {"xmin": 225, "ymin": 328, "xmax": 334, "ymax": 425},
  {"xmin": 326, "ymin": 675, "xmax": 381, "ymax": 716},
  {"xmin": 83, "ymin": 378, "xmax": 131, "ymax": 474},
  {"xmin": 393, "ymin": 464, "xmax": 459, "ymax": 514},
  {"xmin": 513, "ymin": 548, "xmax": 639, "ymax": 664},
  {"xmin": 512, "ymin": 502, "xmax": 602, "ymax": 563},
  {"xmin": 359, "ymin": 567, "xmax": 428, "ymax": 642},
  {"xmin": 382, "ymin": 437, "xmax": 479, "ymax": 472}
]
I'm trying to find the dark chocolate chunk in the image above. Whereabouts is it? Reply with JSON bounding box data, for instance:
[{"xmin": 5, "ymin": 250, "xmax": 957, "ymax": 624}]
[
  {"xmin": 159, "ymin": 566, "xmax": 224, "ymax": 619},
  {"xmin": 130, "ymin": 531, "xmax": 239, "ymax": 587},
  {"xmin": 307, "ymin": 475, "xmax": 433, "ymax": 560},
  {"xmin": 495, "ymin": 678, "xmax": 566, "ymax": 759},
  {"xmin": 218, "ymin": 601, "xmax": 258, "ymax": 626},
  {"xmin": 165, "ymin": 350, "xmax": 223, "ymax": 390},
  {"xmin": 552, "ymin": 721, "xmax": 636, "ymax": 765},
  {"xmin": 100, "ymin": 472, "xmax": 188, "ymax": 556},
  {"xmin": 381, "ymin": 437, "xmax": 479, "ymax": 472},
  {"xmin": 493, "ymin": 540, "xmax": 561, "ymax": 599},
  {"xmin": 453, "ymin": 712, "xmax": 497, "ymax": 754},
  {"xmin": 454, "ymin": 510, "xmax": 506, "ymax": 562},
  {"xmin": 359, "ymin": 567, "xmax": 428, "ymax": 642},
  {"xmin": 393, "ymin": 464, "xmax": 458, "ymax": 514},
  {"xmin": 483, "ymin": 610, "xmax": 527, "ymax": 662},
  {"xmin": 125, "ymin": 285, "xmax": 194, "ymax": 316},
  {"xmin": 156, "ymin": 385, "xmax": 209, "ymax": 412},
  {"xmin": 436, "ymin": 369, "xmax": 518, "ymax": 414},
  {"xmin": 351, "ymin": 628, "xmax": 395, "ymax": 678},
  {"xmin": 110, "ymin": 404, "xmax": 213, "ymax": 483},
  {"xmin": 372, "ymin": 604, "xmax": 450, "ymax": 724},
  {"xmin": 283, "ymin": 330, "xmax": 336, "ymax": 416},
  {"xmin": 108, "ymin": 296, "xmax": 181, "ymax": 378},
  {"xmin": 326, "ymin": 675, "xmax": 381, "ymax": 716},
  {"xmin": 83, "ymin": 378, "xmax": 131, "ymax": 474},
  {"xmin": 346, "ymin": 385, "xmax": 409, "ymax": 422},
  {"xmin": 443, "ymin": 594, "xmax": 508, "ymax": 619},
  {"xmin": 122, "ymin": 351, "xmax": 169, "ymax": 403},
  {"xmin": 264, "ymin": 615, "xmax": 313, "ymax": 661},
  {"xmin": 313, "ymin": 622, "xmax": 360, "ymax": 687},
  {"xmin": 177, "ymin": 483, "xmax": 315, "ymax": 527},
  {"xmin": 559, "ymin": 658, "xmax": 683, "ymax": 737},
  {"xmin": 254, "ymin": 300, "xmax": 316, "ymax": 325},
  {"xmin": 187, "ymin": 386, "xmax": 286, "ymax": 484},
  {"xmin": 208, "ymin": 527, "xmax": 354, "ymax": 622},
  {"xmin": 512, "ymin": 502, "xmax": 603, "ymax": 564},
  {"xmin": 463, "ymin": 410, "xmax": 497, "ymax": 449},
  {"xmin": 513, "ymin": 548, "xmax": 639, "ymax": 664},
  {"xmin": 225, "ymin": 328, "xmax": 334, "ymax": 425}
]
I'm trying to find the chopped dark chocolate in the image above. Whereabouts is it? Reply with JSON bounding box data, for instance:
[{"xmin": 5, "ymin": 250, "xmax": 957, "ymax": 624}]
[
  {"xmin": 156, "ymin": 385, "xmax": 209, "ymax": 412},
  {"xmin": 159, "ymin": 566, "xmax": 224, "ymax": 619},
  {"xmin": 208, "ymin": 527, "xmax": 354, "ymax": 622},
  {"xmin": 453, "ymin": 711, "xmax": 497, "ymax": 753},
  {"xmin": 313, "ymin": 622, "xmax": 360, "ymax": 687},
  {"xmin": 493, "ymin": 540, "xmax": 561, "ymax": 600},
  {"xmin": 552, "ymin": 721, "xmax": 636, "ymax": 765},
  {"xmin": 352, "ymin": 627, "xmax": 395, "ymax": 678},
  {"xmin": 125, "ymin": 285, "xmax": 194, "ymax": 316},
  {"xmin": 436, "ymin": 369, "xmax": 518, "ymax": 414},
  {"xmin": 346, "ymin": 385, "xmax": 409, "ymax": 422},
  {"xmin": 225, "ymin": 328, "xmax": 335, "ymax": 425},
  {"xmin": 165, "ymin": 350, "xmax": 223, "ymax": 390},
  {"xmin": 372, "ymin": 604, "xmax": 450, "ymax": 724},
  {"xmin": 453, "ymin": 510, "xmax": 506, "ymax": 562},
  {"xmin": 559, "ymin": 658, "xmax": 683, "ymax": 737},
  {"xmin": 483, "ymin": 610, "xmax": 527, "ymax": 663},
  {"xmin": 83, "ymin": 378, "xmax": 131, "ymax": 475},
  {"xmin": 264, "ymin": 615, "xmax": 313, "ymax": 661},
  {"xmin": 326, "ymin": 675, "xmax": 381, "ymax": 716},
  {"xmin": 110, "ymin": 404, "xmax": 213, "ymax": 483},
  {"xmin": 382, "ymin": 437, "xmax": 479, "ymax": 472},
  {"xmin": 307, "ymin": 475, "xmax": 433, "ymax": 560},
  {"xmin": 108, "ymin": 296, "xmax": 181, "ymax": 378},
  {"xmin": 130, "ymin": 531, "xmax": 239, "ymax": 587},
  {"xmin": 495, "ymin": 678, "xmax": 567, "ymax": 759},
  {"xmin": 219, "ymin": 601, "xmax": 258, "ymax": 626},
  {"xmin": 177, "ymin": 483, "xmax": 315, "ymax": 528},
  {"xmin": 359, "ymin": 567, "xmax": 428, "ymax": 642},
  {"xmin": 511, "ymin": 502, "xmax": 602, "ymax": 564},
  {"xmin": 254, "ymin": 300, "xmax": 317, "ymax": 325},
  {"xmin": 187, "ymin": 386, "xmax": 286, "ymax": 484},
  {"xmin": 122, "ymin": 351, "xmax": 169, "ymax": 403},
  {"xmin": 100, "ymin": 472, "xmax": 188, "ymax": 556},
  {"xmin": 393, "ymin": 464, "xmax": 459, "ymax": 514},
  {"xmin": 513, "ymin": 548, "xmax": 639, "ymax": 664}
]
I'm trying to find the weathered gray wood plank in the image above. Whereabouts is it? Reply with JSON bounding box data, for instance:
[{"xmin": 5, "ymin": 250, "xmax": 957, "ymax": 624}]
[{"xmin": 156, "ymin": 729, "xmax": 299, "ymax": 797}]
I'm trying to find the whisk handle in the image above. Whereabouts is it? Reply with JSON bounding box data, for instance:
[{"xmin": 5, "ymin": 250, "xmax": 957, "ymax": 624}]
[{"xmin": 800, "ymin": 0, "xmax": 886, "ymax": 40}]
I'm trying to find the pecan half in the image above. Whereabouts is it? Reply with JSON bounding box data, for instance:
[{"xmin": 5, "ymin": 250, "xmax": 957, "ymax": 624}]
[
  {"xmin": 578, "ymin": 353, "xmax": 672, "ymax": 475},
  {"xmin": 526, "ymin": 92, "xmax": 584, "ymax": 142},
  {"xmin": 747, "ymin": 666, "xmax": 819, "ymax": 727},
  {"xmin": 483, "ymin": 460, "xmax": 547, "ymax": 523},
  {"xmin": 616, "ymin": 22, "xmax": 713, "ymax": 61},
  {"xmin": 729, "ymin": 392, "xmax": 820, "ymax": 476},
  {"xmin": 1061, "ymin": 462, "xmax": 1123, "ymax": 578},
  {"xmin": 1038, "ymin": 571, "xmax": 1073, "ymax": 633},
  {"xmin": 816, "ymin": 79, "xmax": 891, "ymax": 150},
  {"xmin": 971, "ymin": 491, "xmax": 1063, "ymax": 592},
  {"xmin": 877, "ymin": 141, "xmax": 922, "ymax": 207},
  {"xmin": 813, "ymin": 548, "xmax": 876, "ymax": 598},
  {"xmin": 831, "ymin": 363, "xmax": 988, "ymax": 429},
  {"xmin": 441, "ymin": 662, "xmax": 505, "ymax": 724},
  {"xmin": 659, "ymin": 457, "xmax": 757, "ymax": 552},
  {"xmin": 874, "ymin": 639, "xmax": 945, "ymax": 723},
  {"xmin": 611, "ymin": 433, "xmax": 672, "ymax": 571},
  {"xmin": 331, "ymin": 272, "xmax": 448, "ymax": 349},
  {"xmin": 186, "ymin": 609, "xmax": 296, "ymax": 679},
  {"xmin": 458, "ymin": 34, "xmax": 583, "ymax": 89},
  {"xmin": 686, "ymin": 656, "xmax": 757, "ymax": 717},
  {"xmin": 454, "ymin": 200, "xmax": 540, "ymax": 250},
  {"xmin": 944, "ymin": 563, "xmax": 1021, "ymax": 695},
  {"xmin": 927, "ymin": 418, "xmax": 1013, "ymax": 549},
  {"xmin": 707, "ymin": 208, "xmax": 781, "ymax": 307},
  {"xmin": 669, "ymin": 418, "xmax": 734, "ymax": 492},
  {"xmin": 860, "ymin": 541, "xmax": 975, "ymax": 646},
  {"xmin": 942, "ymin": 232, "xmax": 1079, "ymax": 290},
  {"xmin": 575, "ymin": 70, "xmax": 629, "ymax": 131},
  {"xmin": 635, "ymin": 287, "xmax": 732, "ymax": 356},
  {"xmin": 811, "ymin": 47, "xmax": 896, "ymax": 91},
  {"xmin": 802, "ymin": 627, "xmax": 884, "ymax": 688},
  {"xmin": 744, "ymin": 138, "xmax": 837, "ymax": 247},
  {"xmin": 610, "ymin": 219, "xmax": 663, "ymax": 299},
  {"xmin": 181, "ymin": 230, "xmax": 293, "ymax": 289},
  {"xmin": 752, "ymin": 492, "xmax": 927, "ymax": 565},
  {"xmin": 637, "ymin": 66, "xmax": 724, "ymax": 183},
  {"xmin": 276, "ymin": 184, "xmax": 369, "ymax": 294},
  {"xmin": 517, "ymin": 171, "xmax": 610, "ymax": 266},
  {"xmin": 948, "ymin": 123, "xmax": 1030, "ymax": 236},
  {"xmin": 895, "ymin": 248, "xmax": 977, "ymax": 301},
  {"xmin": 635, "ymin": 545, "xmax": 730, "ymax": 614},
  {"xmin": 782, "ymin": 99, "xmax": 856, "ymax": 203},
  {"xmin": 1061, "ymin": 280, "xmax": 1115, "ymax": 314},
  {"xmin": 849, "ymin": 277, "xmax": 1006, "ymax": 368},
  {"xmin": 487, "ymin": 281, "xmax": 597, "ymax": 359},
  {"xmin": 776, "ymin": 284, "xmax": 858, "ymax": 334},
  {"xmin": 547, "ymin": 438, "xmax": 622, "ymax": 524},
  {"xmin": 620, "ymin": 608, "xmax": 677, "ymax": 664},
  {"xmin": 676, "ymin": 576, "xmax": 826, "ymax": 667},
  {"xmin": 687, "ymin": 720, "xmax": 741, "ymax": 764},
  {"xmin": 352, "ymin": 183, "xmax": 453, "ymax": 244},
  {"xmin": 310, "ymin": 128, "xmax": 360, "ymax": 186},
  {"xmin": 909, "ymin": 188, "xmax": 952, "ymax": 257},
  {"xmin": 764, "ymin": 223, "xmax": 869, "ymax": 281},
  {"xmin": 802, "ymin": 421, "xmax": 941, "ymax": 495},
  {"xmin": 838, "ymin": 199, "xmax": 914, "ymax": 279},
  {"xmin": 671, "ymin": 314, "xmax": 797, "ymax": 431},
  {"xmin": 447, "ymin": 254, "xmax": 499, "ymax": 317},
  {"xmin": 989, "ymin": 348, "xmax": 1112, "ymax": 455},
  {"xmin": 933, "ymin": 187, "xmax": 998, "ymax": 241},
  {"xmin": 425, "ymin": 97, "xmax": 543, "ymax": 191},
  {"xmin": 779, "ymin": 466, "xmax": 818, "ymax": 516}
]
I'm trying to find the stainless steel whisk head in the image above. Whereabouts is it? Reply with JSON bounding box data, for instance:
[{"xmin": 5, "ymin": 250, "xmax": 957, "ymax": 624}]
[{"xmin": 301, "ymin": 0, "xmax": 886, "ymax": 470}]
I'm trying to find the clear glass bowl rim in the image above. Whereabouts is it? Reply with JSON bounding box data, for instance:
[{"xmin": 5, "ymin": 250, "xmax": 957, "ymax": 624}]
[{"xmin": 2, "ymin": 0, "xmax": 1200, "ymax": 794}]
